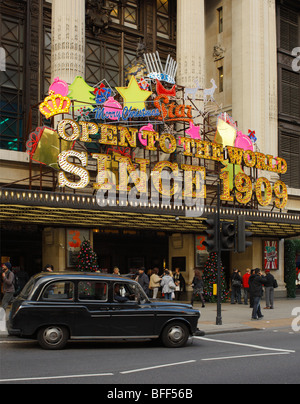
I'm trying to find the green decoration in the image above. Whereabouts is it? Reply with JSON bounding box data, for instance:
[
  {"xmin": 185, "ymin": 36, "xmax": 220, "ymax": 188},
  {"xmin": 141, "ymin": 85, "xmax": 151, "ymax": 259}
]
[{"xmin": 68, "ymin": 76, "xmax": 95, "ymax": 113}]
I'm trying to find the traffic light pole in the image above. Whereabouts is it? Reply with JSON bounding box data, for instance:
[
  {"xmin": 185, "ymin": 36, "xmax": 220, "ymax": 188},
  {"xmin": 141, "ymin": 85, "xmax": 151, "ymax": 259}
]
[{"xmin": 216, "ymin": 182, "xmax": 222, "ymax": 326}]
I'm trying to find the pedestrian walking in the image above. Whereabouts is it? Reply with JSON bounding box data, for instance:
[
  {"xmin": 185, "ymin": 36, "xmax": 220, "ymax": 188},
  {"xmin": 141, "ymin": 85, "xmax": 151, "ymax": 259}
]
[
  {"xmin": 149, "ymin": 268, "xmax": 161, "ymax": 299},
  {"xmin": 231, "ymin": 269, "xmax": 242, "ymax": 304},
  {"xmin": 243, "ymin": 268, "xmax": 251, "ymax": 305},
  {"xmin": 1, "ymin": 262, "xmax": 15, "ymax": 310},
  {"xmin": 251, "ymin": 268, "xmax": 267, "ymax": 320},
  {"xmin": 136, "ymin": 267, "xmax": 150, "ymax": 296},
  {"xmin": 173, "ymin": 267, "xmax": 186, "ymax": 301},
  {"xmin": 248, "ymin": 269, "xmax": 256, "ymax": 308},
  {"xmin": 190, "ymin": 269, "xmax": 205, "ymax": 307},
  {"xmin": 264, "ymin": 269, "xmax": 277, "ymax": 309},
  {"xmin": 160, "ymin": 270, "xmax": 176, "ymax": 300}
]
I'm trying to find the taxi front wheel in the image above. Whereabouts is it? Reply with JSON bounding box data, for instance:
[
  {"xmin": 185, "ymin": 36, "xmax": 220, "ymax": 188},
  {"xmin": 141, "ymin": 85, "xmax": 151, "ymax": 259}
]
[
  {"xmin": 161, "ymin": 322, "xmax": 189, "ymax": 348},
  {"xmin": 37, "ymin": 325, "xmax": 69, "ymax": 350}
]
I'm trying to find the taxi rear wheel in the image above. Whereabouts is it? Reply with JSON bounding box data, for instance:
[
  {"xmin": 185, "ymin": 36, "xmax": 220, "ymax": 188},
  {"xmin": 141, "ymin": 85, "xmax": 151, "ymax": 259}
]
[
  {"xmin": 161, "ymin": 322, "xmax": 189, "ymax": 348},
  {"xmin": 37, "ymin": 325, "xmax": 69, "ymax": 350}
]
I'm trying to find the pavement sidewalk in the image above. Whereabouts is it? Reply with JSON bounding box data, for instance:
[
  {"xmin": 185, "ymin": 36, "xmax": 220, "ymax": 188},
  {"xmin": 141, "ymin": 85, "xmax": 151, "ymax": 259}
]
[{"xmin": 193, "ymin": 297, "xmax": 300, "ymax": 335}]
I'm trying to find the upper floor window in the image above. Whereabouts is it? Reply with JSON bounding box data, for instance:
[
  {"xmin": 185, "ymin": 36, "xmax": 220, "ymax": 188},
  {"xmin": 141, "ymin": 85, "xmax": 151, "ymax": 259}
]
[
  {"xmin": 218, "ymin": 7, "xmax": 223, "ymax": 34},
  {"xmin": 106, "ymin": 0, "xmax": 139, "ymax": 29},
  {"xmin": 157, "ymin": 0, "xmax": 170, "ymax": 39},
  {"xmin": 0, "ymin": 15, "xmax": 24, "ymax": 151},
  {"xmin": 280, "ymin": 6, "xmax": 299, "ymax": 51}
]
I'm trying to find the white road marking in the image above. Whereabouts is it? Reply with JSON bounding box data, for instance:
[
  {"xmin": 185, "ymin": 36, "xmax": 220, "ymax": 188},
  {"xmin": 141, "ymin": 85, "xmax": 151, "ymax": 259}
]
[
  {"xmin": 0, "ymin": 373, "xmax": 114, "ymax": 383},
  {"xmin": 195, "ymin": 336, "xmax": 296, "ymax": 353},
  {"xmin": 120, "ymin": 360, "xmax": 196, "ymax": 374},
  {"xmin": 202, "ymin": 352, "xmax": 291, "ymax": 361}
]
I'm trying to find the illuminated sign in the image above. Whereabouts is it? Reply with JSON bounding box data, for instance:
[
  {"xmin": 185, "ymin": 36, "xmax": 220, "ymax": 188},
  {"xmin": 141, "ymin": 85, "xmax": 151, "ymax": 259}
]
[{"xmin": 55, "ymin": 119, "xmax": 288, "ymax": 211}]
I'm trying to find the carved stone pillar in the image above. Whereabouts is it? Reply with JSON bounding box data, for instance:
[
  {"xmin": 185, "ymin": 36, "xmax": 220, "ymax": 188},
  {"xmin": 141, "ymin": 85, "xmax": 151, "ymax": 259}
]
[
  {"xmin": 232, "ymin": 0, "xmax": 278, "ymax": 161},
  {"xmin": 176, "ymin": 0, "xmax": 206, "ymax": 89},
  {"xmin": 176, "ymin": 0, "xmax": 205, "ymax": 122},
  {"xmin": 51, "ymin": 0, "xmax": 85, "ymax": 84}
]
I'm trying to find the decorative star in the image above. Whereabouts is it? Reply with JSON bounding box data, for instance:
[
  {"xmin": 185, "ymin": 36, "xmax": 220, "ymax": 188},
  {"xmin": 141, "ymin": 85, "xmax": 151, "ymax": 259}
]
[
  {"xmin": 185, "ymin": 121, "xmax": 201, "ymax": 140},
  {"xmin": 116, "ymin": 76, "xmax": 152, "ymax": 110}
]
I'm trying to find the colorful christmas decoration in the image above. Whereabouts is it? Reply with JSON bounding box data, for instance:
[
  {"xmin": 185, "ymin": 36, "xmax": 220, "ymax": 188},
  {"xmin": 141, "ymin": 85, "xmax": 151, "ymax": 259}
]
[
  {"xmin": 215, "ymin": 116, "xmax": 236, "ymax": 147},
  {"xmin": 26, "ymin": 126, "xmax": 74, "ymax": 170},
  {"xmin": 103, "ymin": 97, "xmax": 123, "ymax": 121},
  {"xmin": 39, "ymin": 93, "xmax": 71, "ymax": 119},
  {"xmin": 144, "ymin": 52, "xmax": 177, "ymax": 84},
  {"xmin": 156, "ymin": 80, "xmax": 176, "ymax": 97},
  {"xmin": 138, "ymin": 123, "xmax": 156, "ymax": 146},
  {"xmin": 116, "ymin": 76, "xmax": 152, "ymax": 111},
  {"xmin": 94, "ymin": 81, "xmax": 113, "ymax": 104},
  {"xmin": 68, "ymin": 76, "xmax": 95, "ymax": 112},
  {"xmin": 235, "ymin": 131, "xmax": 254, "ymax": 153},
  {"xmin": 49, "ymin": 77, "xmax": 69, "ymax": 97},
  {"xmin": 202, "ymin": 252, "xmax": 229, "ymax": 303},
  {"xmin": 248, "ymin": 129, "xmax": 257, "ymax": 144},
  {"xmin": 185, "ymin": 121, "xmax": 202, "ymax": 140},
  {"xmin": 76, "ymin": 239, "xmax": 99, "ymax": 272}
]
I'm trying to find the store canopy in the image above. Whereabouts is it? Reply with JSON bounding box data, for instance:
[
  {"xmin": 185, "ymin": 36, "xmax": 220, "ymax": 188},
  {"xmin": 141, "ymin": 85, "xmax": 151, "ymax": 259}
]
[{"xmin": 1, "ymin": 188, "xmax": 300, "ymax": 238}]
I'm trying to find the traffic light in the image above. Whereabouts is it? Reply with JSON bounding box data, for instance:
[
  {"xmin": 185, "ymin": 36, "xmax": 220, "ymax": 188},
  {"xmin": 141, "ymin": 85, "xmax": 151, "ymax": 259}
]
[
  {"xmin": 237, "ymin": 216, "xmax": 253, "ymax": 253},
  {"xmin": 202, "ymin": 214, "xmax": 218, "ymax": 253},
  {"xmin": 221, "ymin": 221, "xmax": 236, "ymax": 250}
]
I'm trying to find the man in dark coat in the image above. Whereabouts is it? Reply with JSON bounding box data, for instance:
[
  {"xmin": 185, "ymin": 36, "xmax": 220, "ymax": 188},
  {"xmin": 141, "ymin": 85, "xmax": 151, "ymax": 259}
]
[
  {"xmin": 251, "ymin": 268, "xmax": 267, "ymax": 320},
  {"xmin": 136, "ymin": 267, "xmax": 149, "ymax": 296}
]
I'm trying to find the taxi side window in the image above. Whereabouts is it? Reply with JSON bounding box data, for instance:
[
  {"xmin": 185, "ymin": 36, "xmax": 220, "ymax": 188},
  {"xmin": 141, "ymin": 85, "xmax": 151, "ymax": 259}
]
[
  {"xmin": 42, "ymin": 281, "xmax": 75, "ymax": 301},
  {"xmin": 78, "ymin": 281, "xmax": 108, "ymax": 301}
]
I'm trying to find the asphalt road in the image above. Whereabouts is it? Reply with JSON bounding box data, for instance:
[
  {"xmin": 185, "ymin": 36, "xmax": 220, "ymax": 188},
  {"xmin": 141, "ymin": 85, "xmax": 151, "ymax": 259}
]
[{"xmin": 0, "ymin": 327, "xmax": 299, "ymax": 386}]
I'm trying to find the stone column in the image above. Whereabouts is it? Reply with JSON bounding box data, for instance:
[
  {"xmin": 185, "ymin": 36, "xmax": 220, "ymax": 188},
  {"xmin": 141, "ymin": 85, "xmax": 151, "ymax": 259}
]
[
  {"xmin": 232, "ymin": 0, "xmax": 278, "ymax": 163},
  {"xmin": 176, "ymin": 0, "xmax": 205, "ymax": 122},
  {"xmin": 177, "ymin": 0, "xmax": 206, "ymax": 89},
  {"xmin": 51, "ymin": 0, "xmax": 85, "ymax": 84}
]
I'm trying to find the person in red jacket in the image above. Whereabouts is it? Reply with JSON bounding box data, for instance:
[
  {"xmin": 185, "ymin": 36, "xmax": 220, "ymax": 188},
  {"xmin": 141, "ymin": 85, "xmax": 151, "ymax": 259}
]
[{"xmin": 243, "ymin": 268, "xmax": 251, "ymax": 306}]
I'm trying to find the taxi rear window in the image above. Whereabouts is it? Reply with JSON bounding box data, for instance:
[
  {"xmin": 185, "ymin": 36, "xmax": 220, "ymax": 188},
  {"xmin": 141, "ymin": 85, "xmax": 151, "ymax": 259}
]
[{"xmin": 78, "ymin": 281, "xmax": 108, "ymax": 301}]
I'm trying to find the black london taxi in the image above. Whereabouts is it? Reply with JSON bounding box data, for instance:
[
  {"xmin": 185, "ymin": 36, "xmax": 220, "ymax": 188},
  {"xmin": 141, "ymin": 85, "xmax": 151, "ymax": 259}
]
[{"xmin": 7, "ymin": 272, "xmax": 202, "ymax": 350}]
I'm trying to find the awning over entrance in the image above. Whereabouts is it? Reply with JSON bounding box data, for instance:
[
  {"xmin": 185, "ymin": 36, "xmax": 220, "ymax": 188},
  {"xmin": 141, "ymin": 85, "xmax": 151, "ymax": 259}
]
[{"xmin": 1, "ymin": 188, "xmax": 300, "ymax": 238}]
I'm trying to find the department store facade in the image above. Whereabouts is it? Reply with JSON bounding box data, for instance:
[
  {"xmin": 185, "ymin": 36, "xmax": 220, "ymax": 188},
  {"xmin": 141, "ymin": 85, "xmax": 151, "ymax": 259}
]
[{"xmin": 1, "ymin": 0, "xmax": 299, "ymax": 296}]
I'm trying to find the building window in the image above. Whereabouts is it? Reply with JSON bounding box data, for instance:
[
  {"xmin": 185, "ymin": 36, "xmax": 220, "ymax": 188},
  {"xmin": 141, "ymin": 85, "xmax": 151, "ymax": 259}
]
[
  {"xmin": 124, "ymin": 1, "xmax": 138, "ymax": 28},
  {"xmin": 218, "ymin": 66, "xmax": 224, "ymax": 93},
  {"xmin": 281, "ymin": 69, "xmax": 300, "ymax": 118},
  {"xmin": 280, "ymin": 133, "xmax": 300, "ymax": 189},
  {"xmin": 86, "ymin": 40, "xmax": 120, "ymax": 87},
  {"xmin": 44, "ymin": 28, "xmax": 51, "ymax": 95},
  {"xmin": 280, "ymin": 6, "xmax": 299, "ymax": 51},
  {"xmin": 157, "ymin": 0, "xmax": 170, "ymax": 39},
  {"xmin": 0, "ymin": 16, "xmax": 24, "ymax": 151},
  {"xmin": 218, "ymin": 7, "xmax": 223, "ymax": 34}
]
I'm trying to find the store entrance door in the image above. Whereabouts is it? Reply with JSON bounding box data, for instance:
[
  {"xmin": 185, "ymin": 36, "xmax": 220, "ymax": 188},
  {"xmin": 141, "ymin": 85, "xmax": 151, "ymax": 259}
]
[{"xmin": 93, "ymin": 230, "xmax": 168, "ymax": 275}]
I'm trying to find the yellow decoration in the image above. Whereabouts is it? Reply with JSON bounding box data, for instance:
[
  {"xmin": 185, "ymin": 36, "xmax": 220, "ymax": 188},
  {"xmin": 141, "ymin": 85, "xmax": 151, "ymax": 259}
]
[
  {"xmin": 159, "ymin": 133, "xmax": 177, "ymax": 154},
  {"xmin": 39, "ymin": 94, "xmax": 71, "ymax": 119},
  {"xmin": 79, "ymin": 121, "xmax": 99, "ymax": 143},
  {"xmin": 255, "ymin": 177, "xmax": 272, "ymax": 207},
  {"xmin": 273, "ymin": 180, "xmax": 288, "ymax": 210},
  {"xmin": 92, "ymin": 154, "xmax": 112, "ymax": 191},
  {"xmin": 220, "ymin": 171, "xmax": 234, "ymax": 202},
  {"xmin": 116, "ymin": 76, "xmax": 152, "ymax": 111},
  {"xmin": 235, "ymin": 172, "xmax": 253, "ymax": 204},
  {"xmin": 215, "ymin": 118, "xmax": 236, "ymax": 148},
  {"xmin": 58, "ymin": 151, "xmax": 90, "ymax": 189},
  {"xmin": 181, "ymin": 165, "xmax": 206, "ymax": 199},
  {"xmin": 114, "ymin": 156, "xmax": 149, "ymax": 193},
  {"xmin": 152, "ymin": 161, "xmax": 179, "ymax": 197},
  {"xmin": 221, "ymin": 161, "xmax": 243, "ymax": 190},
  {"xmin": 31, "ymin": 128, "xmax": 73, "ymax": 171},
  {"xmin": 58, "ymin": 119, "xmax": 81, "ymax": 142}
]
